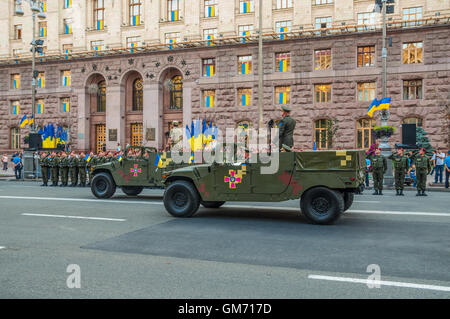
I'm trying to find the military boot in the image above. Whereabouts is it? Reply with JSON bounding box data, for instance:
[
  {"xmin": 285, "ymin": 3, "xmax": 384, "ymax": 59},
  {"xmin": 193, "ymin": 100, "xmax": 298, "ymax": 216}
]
[
  {"xmin": 422, "ymin": 190, "xmax": 428, "ymax": 196},
  {"xmin": 41, "ymin": 182, "xmax": 47, "ymax": 187},
  {"xmin": 60, "ymin": 183, "xmax": 64, "ymax": 187},
  {"xmin": 399, "ymin": 189, "xmax": 404, "ymax": 196},
  {"xmin": 416, "ymin": 190, "xmax": 421, "ymax": 196},
  {"xmin": 372, "ymin": 190, "xmax": 379, "ymax": 195},
  {"xmin": 378, "ymin": 190, "xmax": 383, "ymax": 195},
  {"xmin": 395, "ymin": 189, "xmax": 400, "ymax": 196}
]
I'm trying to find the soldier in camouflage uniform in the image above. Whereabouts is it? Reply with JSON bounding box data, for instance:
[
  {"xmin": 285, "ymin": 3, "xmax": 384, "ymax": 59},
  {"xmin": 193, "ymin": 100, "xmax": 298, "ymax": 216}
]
[
  {"xmin": 87, "ymin": 152, "xmax": 96, "ymax": 186},
  {"xmin": 39, "ymin": 152, "xmax": 49, "ymax": 186},
  {"xmin": 49, "ymin": 152, "xmax": 60, "ymax": 186},
  {"xmin": 413, "ymin": 147, "xmax": 432, "ymax": 196},
  {"xmin": 59, "ymin": 152, "xmax": 69, "ymax": 187},
  {"xmin": 78, "ymin": 152, "xmax": 88, "ymax": 187},
  {"xmin": 68, "ymin": 151, "xmax": 79, "ymax": 187},
  {"xmin": 389, "ymin": 146, "xmax": 410, "ymax": 196},
  {"xmin": 370, "ymin": 148, "xmax": 387, "ymax": 195}
]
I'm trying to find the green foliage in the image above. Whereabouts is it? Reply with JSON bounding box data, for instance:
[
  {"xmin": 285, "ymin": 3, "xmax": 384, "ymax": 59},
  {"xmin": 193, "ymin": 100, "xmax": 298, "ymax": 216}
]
[
  {"xmin": 373, "ymin": 125, "xmax": 396, "ymax": 139},
  {"xmin": 416, "ymin": 127, "xmax": 434, "ymax": 155}
]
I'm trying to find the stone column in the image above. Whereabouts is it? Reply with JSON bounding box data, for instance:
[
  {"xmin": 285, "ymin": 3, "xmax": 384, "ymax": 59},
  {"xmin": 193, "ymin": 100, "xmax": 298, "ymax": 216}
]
[
  {"xmin": 75, "ymin": 88, "xmax": 89, "ymax": 151},
  {"xmin": 142, "ymin": 83, "xmax": 161, "ymax": 149},
  {"xmin": 105, "ymin": 85, "xmax": 124, "ymax": 150}
]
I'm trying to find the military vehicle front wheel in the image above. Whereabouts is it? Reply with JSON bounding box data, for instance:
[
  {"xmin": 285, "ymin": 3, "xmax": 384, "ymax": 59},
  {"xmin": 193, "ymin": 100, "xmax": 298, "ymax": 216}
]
[
  {"xmin": 91, "ymin": 173, "xmax": 116, "ymax": 199},
  {"xmin": 300, "ymin": 187, "xmax": 344, "ymax": 225},
  {"xmin": 164, "ymin": 180, "xmax": 200, "ymax": 218},
  {"xmin": 343, "ymin": 192, "xmax": 354, "ymax": 212},
  {"xmin": 122, "ymin": 186, "xmax": 144, "ymax": 196},
  {"xmin": 201, "ymin": 201, "xmax": 226, "ymax": 208}
]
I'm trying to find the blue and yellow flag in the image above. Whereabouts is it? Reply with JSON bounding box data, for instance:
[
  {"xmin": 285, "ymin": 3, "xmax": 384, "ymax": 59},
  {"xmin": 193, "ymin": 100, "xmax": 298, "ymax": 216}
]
[
  {"xmin": 28, "ymin": 115, "xmax": 34, "ymax": 126},
  {"xmin": 154, "ymin": 153, "xmax": 163, "ymax": 168},
  {"xmin": 19, "ymin": 115, "xmax": 28, "ymax": 128},
  {"xmin": 368, "ymin": 97, "xmax": 391, "ymax": 117},
  {"xmin": 84, "ymin": 153, "xmax": 92, "ymax": 162},
  {"xmin": 117, "ymin": 154, "xmax": 123, "ymax": 162}
]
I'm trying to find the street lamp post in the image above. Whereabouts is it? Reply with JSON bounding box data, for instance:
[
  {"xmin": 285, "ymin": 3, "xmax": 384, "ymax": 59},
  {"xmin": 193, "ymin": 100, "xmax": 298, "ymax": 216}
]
[
  {"xmin": 14, "ymin": 0, "xmax": 46, "ymax": 134},
  {"xmin": 258, "ymin": 0, "xmax": 263, "ymax": 129}
]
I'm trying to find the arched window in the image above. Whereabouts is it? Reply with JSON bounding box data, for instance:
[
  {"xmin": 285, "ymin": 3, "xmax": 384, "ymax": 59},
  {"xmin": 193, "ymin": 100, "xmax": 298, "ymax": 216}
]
[
  {"xmin": 356, "ymin": 118, "xmax": 375, "ymax": 149},
  {"xmin": 314, "ymin": 119, "xmax": 331, "ymax": 149},
  {"xmin": 170, "ymin": 75, "xmax": 183, "ymax": 109},
  {"xmin": 132, "ymin": 78, "xmax": 143, "ymax": 111},
  {"xmin": 97, "ymin": 80, "xmax": 106, "ymax": 112},
  {"xmin": 403, "ymin": 117, "xmax": 423, "ymax": 127}
]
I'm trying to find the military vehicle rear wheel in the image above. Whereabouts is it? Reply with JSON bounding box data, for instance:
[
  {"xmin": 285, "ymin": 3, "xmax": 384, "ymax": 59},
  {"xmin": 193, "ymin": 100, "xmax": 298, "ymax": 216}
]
[
  {"xmin": 91, "ymin": 172, "xmax": 116, "ymax": 199},
  {"xmin": 201, "ymin": 201, "xmax": 226, "ymax": 208},
  {"xmin": 300, "ymin": 187, "xmax": 344, "ymax": 225},
  {"xmin": 343, "ymin": 192, "xmax": 354, "ymax": 212},
  {"xmin": 122, "ymin": 186, "xmax": 144, "ymax": 196},
  {"xmin": 164, "ymin": 180, "xmax": 200, "ymax": 218}
]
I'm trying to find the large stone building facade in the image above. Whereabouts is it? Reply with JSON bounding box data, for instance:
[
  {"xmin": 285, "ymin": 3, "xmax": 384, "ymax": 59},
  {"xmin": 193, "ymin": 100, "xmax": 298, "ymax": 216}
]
[{"xmin": 1, "ymin": 0, "xmax": 449, "ymax": 153}]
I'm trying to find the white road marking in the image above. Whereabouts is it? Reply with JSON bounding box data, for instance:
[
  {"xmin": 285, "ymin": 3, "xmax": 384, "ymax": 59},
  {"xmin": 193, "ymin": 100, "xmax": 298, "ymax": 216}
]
[
  {"xmin": 308, "ymin": 274, "xmax": 450, "ymax": 292},
  {"xmin": 0, "ymin": 246, "xmax": 5, "ymax": 250},
  {"xmin": 22, "ymin": 213, "xmax": 126, "ymax": 222},
  {"xmin": 0, "ymin": 195, "xmax": 160, "ymax": 205},
  {"xmin": 353, "ymin": 201, "xmax": 380, "ymax": 203}
]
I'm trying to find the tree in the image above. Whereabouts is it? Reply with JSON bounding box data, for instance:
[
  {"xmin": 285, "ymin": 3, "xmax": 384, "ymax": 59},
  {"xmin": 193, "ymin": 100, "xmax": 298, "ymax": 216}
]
[{"xmin": 416, "ymin": 127, "xmax": 434, "ymax": 155}]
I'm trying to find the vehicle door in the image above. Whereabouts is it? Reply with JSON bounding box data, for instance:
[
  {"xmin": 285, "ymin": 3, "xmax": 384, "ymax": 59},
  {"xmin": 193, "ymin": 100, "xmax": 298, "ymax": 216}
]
[{"xmin": 251, "ymin": 152, "xmax": 295, "ymax": 194}]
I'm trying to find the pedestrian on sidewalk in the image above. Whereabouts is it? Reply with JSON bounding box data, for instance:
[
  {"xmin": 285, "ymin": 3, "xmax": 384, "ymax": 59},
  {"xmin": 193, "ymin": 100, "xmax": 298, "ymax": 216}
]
[
  {"xmin": 2, "ymin": 154, "xmax": 8, "ymax": 171},
  {"xmin": 444, "ymin": 150, "xmax": 450, "ymax": 189},
  {"xmin": 12, "ymin": 153, "xmax": 22, "ymax": 179},
  {"xmin": 429, "ymin": 150, "xmax": 436, "ymax": 176},
  {"xmin": 434, "ymin": 147, "xmax": 445, "ymax": 184}
]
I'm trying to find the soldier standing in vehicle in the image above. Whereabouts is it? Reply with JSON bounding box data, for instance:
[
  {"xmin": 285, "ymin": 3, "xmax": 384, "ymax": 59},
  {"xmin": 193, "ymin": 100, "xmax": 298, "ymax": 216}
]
[
  {"xmin": 59, "ymin": 152, "xmax": 69, "ymax": 187},
  {"xmin": 68, "ymin": 151, "xmax": 79, "ymax": 187},
  {"xmin": 78, "ymin": 152, "xmax": 87, "ymax": 187},
  {"xmin": 413, "ymin": 147, "xmax": 431, "ymax": 196},
  {"xmin": 370, "ymin": 148, "xmax": 387, "ymax": 195},
  {"xmin": 278, "ymin": 105, "xmax": 296, "ymax": 150},
  {"xmin": 389, "ymin": 146, "xmax": 409, "ymax": 196},
  {"xmin": 39, "ymin": 152, "xmax": 49, "ymax": 186}
]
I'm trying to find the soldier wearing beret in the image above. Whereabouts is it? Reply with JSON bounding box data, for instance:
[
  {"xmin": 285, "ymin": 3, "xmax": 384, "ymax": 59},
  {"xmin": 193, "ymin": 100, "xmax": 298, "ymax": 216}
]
[
  {"xmin": 39, "ymin": 152, "xmax": 49, "ymax": 186},
  {"xmin": 68, "ymin": 151, "xmax": 79, "ymax": 187},
  {"xmin": 78, "ymin": 152, "xmax": 88, "ymax": 187},
  {"xmin": 278, "ymin": 105, "xmax": 296, "ymax": 150},
  {"xmin": 389, "ymin": 146, "xmax": 410, "ymax": 196},
  {"xmin": 370, "ymin": 148, "xmax": 387, "ymax": 195},
  {"xmin": 59, "ymin": 152, "xmax": 69, "ymax": 187},
  {"xmin": 48, "ymin": 151, "xmax": 60, "ymax": 187},
  {"xmin": 413, "ymin": 147, "xmax": 431, "ymax": 196}
]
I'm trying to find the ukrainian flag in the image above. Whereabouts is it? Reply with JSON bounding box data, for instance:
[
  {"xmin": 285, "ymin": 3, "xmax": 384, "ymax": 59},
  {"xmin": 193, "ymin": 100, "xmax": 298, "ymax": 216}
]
[
  {"xmin": 14, "ymin": 78, "xmax": 20, "ymax": 89},
  {"xmin": 65, "ymin": 23, "xmax": 72, "ymax": 34},
  {"xmin": 37, "ymin": 102, "xmax": 43, "ymax": 114},
  {"xmin": 279, "ymin": 27, "xmax": 286, "ymax": 39},
  {"xmin": 241, "ymin": 1, "xmax": 249, "ymax": 13},
  {"xmin": 40, "ymin": 26, "xmax": 46, "ymax": 37},
  {"xmin": 154, "ymin": 153, "xmax": 163, "ymax": 168},
  {"xmin": 19, "ymin": 115, "xmax": 28, "ymax": 128},
  {"xmin": 41, "ymin": 1, "xmax": 46, "ymax": 12},
  {"xmin": 206, "ymin": 65, "xmax": 214, "ymax": 76},
  {"xmin": 28, "ymin": 115, "xmax": 34, "ymax": 126},
  {"xmin": 38, "ymin": 76, "xmax": 44, "ymax": 88},
  {"xmin": 63, "ymin": 74, "xmax": 70, "ymax": 86},
  {"xmin": 241, "ymin": 31, "xmax": 249, "ymax": 43},
  {"xmin": 241, "ymin": 93, "xmax": 249, "ymax": 106},
  {"xmin": 279, "ymin": 59, "xmax": 287, "ymax": 72},
  {"xmin": 207, "ymin": 34, "xmax": 213, "ymax": 46},
  {"xmin": 97, "ymin": 20, "xmax": 104, "ymax": 30},
  {"xmin": 117, "ymin": 154, "xmax": 123, "ymax": 162},
  {"xmin": 130, "ymin": 42, "xmax": 135, "ymax": 53},
  {"xmin": 132, "ymin": 15, "xmax": 140, "ymax": 26},
  {"xmin": 84, "ymin": 153, "xmax": 92, "ymax": 163},
  {"xmin": 13, "ymin": 102, "xmax": 19, "ymax": 115},
  {"xmin": 207, "ymin": 5, "xmax": 215, "ymax": 17},
  {"xmin": 241, "ymin": 61, "xmax": 250, "ymax": 74},
  {"xmin": 205, "ymin": 95, "xmax": 214, "ymax": 108},
  {"xmin": 189, "ymin": 152, "xmax": 194, "ymax": 164},
  {"xmin": 171, "ymin": 10, "xmax": 178, "ymax": 21},
  {"xmin": 279, "ymin": 92, "xmax": 287, "ymax": 105},
  {"xmin": 63, "ymin": 102, "xmax": 70, "ymax": 113},
  {"xmin": 368, "ymin": 97, "xmax": 391, "ymax": 117},
  {"xmin": 65, "ymin": 0, "xmax": 71, "ymax": 8},
  {"xmin": 65, "ymin": 49, "xmax": 71, "ymax": 60}
]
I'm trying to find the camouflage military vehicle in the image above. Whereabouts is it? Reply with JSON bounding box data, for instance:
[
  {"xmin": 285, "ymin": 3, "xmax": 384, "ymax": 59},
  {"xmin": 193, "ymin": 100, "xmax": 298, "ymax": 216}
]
[
  {"xmin": 90, "ymin": 146, "xmax": 186, "ymax": 198},
  {"xmin": 162, "ymin": 150, "xmax": 366, "ymax": 225}
]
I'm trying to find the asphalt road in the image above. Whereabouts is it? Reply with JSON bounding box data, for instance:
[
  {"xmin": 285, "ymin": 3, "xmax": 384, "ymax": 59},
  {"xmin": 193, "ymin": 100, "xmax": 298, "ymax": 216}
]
[{"xmin": 0, "ymin": 180, "xmax": 449, "ymax": 299}]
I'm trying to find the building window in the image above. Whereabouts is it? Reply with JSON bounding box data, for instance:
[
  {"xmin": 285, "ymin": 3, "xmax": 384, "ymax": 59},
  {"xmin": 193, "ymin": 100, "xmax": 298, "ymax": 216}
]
[
  {"xmin": 202, "ymin": 58, "xmax": 215, "ymax": 77},
  {"xmin": 127, "ymin": 36, "xmax": 142, "ymax": 52},
  {"xmin": 168, "ymin": 0, "xmax": 180, "ymax": 21},
  {"xmin": 64, "ymin": 18, "xmax": 72, "ymax": 34},
  {"xmin": 403, "ymin": 117, "xmax": 423, "ymax": 127},
  {"xmin": 94, "ymin": 0, "xmax": 105, "ymax": 30},
  {"xmin": 315, "ymin": 16, "xmax": 332, "ymax": 34},
  {"xmin": 61, "ymin": 70, "xmax": 71, "ymax": 86},
  {"xmin": 97, "ymin": 81, "xmax": 106, "ymax": 112},
  {"xmin": 403, "ymin": 7, "xmax": 422, "ymax": 27},
  {"xmin": 96, "ymin": 124, "xmax": 106, "ymax": 153},
  {"xmin": 39, "ymin": 21, "xmax": 47, "ymax": 37},
  {"xmin": 36, "ymin": 99, "xmax": 44, "ymax": 114},
  {"xmin": 238, "ymin": 24, "xmax": 253, "ymax": 43},
  {"xmin": 165, "ymin": 32, "xmax": 180, "ymax": 49},
  {"xmin": 203, "ymin": 90, "xmax": 215, "ymax": 108},
  {"xmin": 315, "ymin": 84, "xmax": 331, "ymax": 103},
  {"xmin": 203, "ymin": 28, "xmax": 217, "ymax": 46},
  {"xmin": 238, "ymin": 88, "xmax": 252, "ymax": 107},
  {"xmin": 275, "ymin": 21, "xmax": 291, "ymax": 38},
  {"xmin": 357, "ymin": 12, "xmax": 375, "ymax": 31},
  {"xmin": 204, "ymin": 0, "xmax": 217, "ymax": 18},
  {"xmin": 64, "ymin": 0, "xmax": 72, "ymax": 9},
  {"xmin": 275, "ymin": 53, "xmax": 291, "ymax": 72},
  {"xmin": 403, "ymin": 80, "xmax": 422, "ymax": 100},
  {"xmin": 239, "ymin": 0, "xmax": 254, "ymax": 14},
  {"xmin": 237, "ymin": 121, "xmax": 251, "ymax": 148},
  {"xmin": 314, "ymin": 119, "xmax": 332, "ymax": 149},
  {"xmin": 14, "ymin": 0, "xmax": 22, "ymax": 14},
  {"xmin": 63, "ymin": 44, "xmax": 72, "ymax": 59},
  {"xmin": 314, "ymin": 49, "xmax": 331, "ymax": 70},
  {"xmin": 357, "ymin": 82, "xmax": 376, "ymax": 102},
  {"xmin": 14, "ymin": 25, "xmax": 22, "ymax": 40},
  {"xmin": 275, "ymin": 86, "xmax": 291, "ymax": 105},
  {"xmin": 129, "ymin": 0, "xmax": 142, "ymax": 26},
  {"xmin": 357, "ymin": 46, "xmax": 375, "ymax": 67},
  {"xmin": 356, "ymin": 118, "xmax": 374, "ymax": 149},
  {"xmin": 11, "ymin": 100, "xmax": 20, "ymax": 115},
  {"xmin": 169, "ymin": 76, "xmax": 183, "ymax": 109},
  {"xmin": 11, "ymin": 74, "xmax": 20, "ymax": 89},
  {"xmin": 61, "ymin": 97, "xmax": 70, "ymax": 113},
  {"xmin": 402, "ymin": 42, "xmax": 423, "ymax": 64},
  {"xmin": 91, "ymin": 40, "xmax": 105, "ymax": 51},
  {"xmin": 132, "ymin": 79, "xmax": 143, "ymax": 111},
  {"xmin": 131, "ymin": 123, "xmax": 143, "ymax": 146},
  {"xmin": 10, "ymin": 127, "xmax": 21, "ymax": 149},
  {"xmin": 276, "ymin": 0, "xmax": 292, "ymax": 9},
  {"xmin": 37, "ymin": 72, "xmax": 45, "ymax": 88},
  {"xmin": 313, "ymin": 0, "xmax": 333, "ymax": 5},
  {"xmin": 238, "ymin": 55, "xmax": 252, "ymax": 75}
]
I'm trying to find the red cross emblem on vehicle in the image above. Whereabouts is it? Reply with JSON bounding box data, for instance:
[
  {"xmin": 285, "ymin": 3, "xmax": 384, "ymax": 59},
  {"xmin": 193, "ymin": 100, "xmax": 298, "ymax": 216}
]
[
  {"xmin": 130, "ymin": 164, "xmax": 142, "ymax": 177},
  {"xmin": 224, "ymin": 170, "xmax": 242, "ymax": 189}
]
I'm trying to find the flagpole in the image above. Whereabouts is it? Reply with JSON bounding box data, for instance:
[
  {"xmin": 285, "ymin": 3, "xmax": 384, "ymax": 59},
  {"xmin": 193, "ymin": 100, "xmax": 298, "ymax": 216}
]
[{"xmin": 258, "ymin": 0, "xmax": 263, "ymax": 129}]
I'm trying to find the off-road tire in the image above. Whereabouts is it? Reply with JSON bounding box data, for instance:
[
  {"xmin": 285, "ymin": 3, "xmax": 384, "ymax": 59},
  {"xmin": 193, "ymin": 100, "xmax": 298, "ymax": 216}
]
[
  {"xmin": 300, "ymin": 187, "xmax": 344, "ymax": 225},
  {"xmin": 343, "ymin": 192, "xmax": 354, "ymax": 212},
  {"xmin": 122, "ymin": 186, "xmax": 144, "ymax": 196},
  {"xmin": 164, "ymin": 180, "xmax": 200, "ymax": 217},
  {"xmin": 201, "ymin": 201, "xmax": 226, "ymax": 208},
  {"xmin": 91, "ymin": 172, "xmax": 116, "ymax": 199}
]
